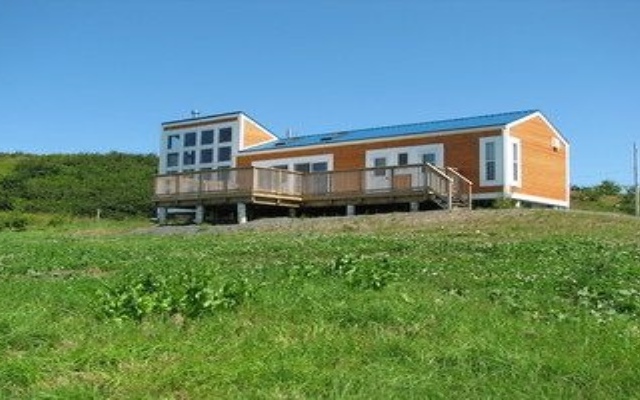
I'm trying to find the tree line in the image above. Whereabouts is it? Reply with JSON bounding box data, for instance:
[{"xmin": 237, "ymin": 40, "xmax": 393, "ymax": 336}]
[{"xmin": 0, "ymin": 152, "xmax": 158, "ymax": 218}]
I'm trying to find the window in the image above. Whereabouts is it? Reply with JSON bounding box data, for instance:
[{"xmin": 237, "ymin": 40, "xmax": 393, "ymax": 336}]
[
  {"xmin": 200, "ymin": 148, "xmax": 213, "ymax": 164},
  {"xmin": 422, "ymin": 153, "xmax": 436, "ymax": 165},
  {"xmin": 374, "ymin": 157, "xmax": 386, "ymax": 176},
  {"xmin": 312, "ymin": 162, "xmax": 328, "ymax": 172},
  {"xmin": 201, "ymin": 130, "xmax": 214, "ymax": 145},
  {"xmin": 398, "ymin": 153, "xmax": 409, "ymax": 166},
  {"xmin": 294, "ymin": 163, "xmax": 311, "ymax": 173},
  {"xmin": 184, "ymin": 132, "xmax": 197, "ymax": 147},
  {"xmin": 219, "ymin": 127, "xmax": 232, "ymax": 143},
  {"xmin": 512, "ymin": 142, "xmax": 520, "ymax": 182},
  {"xmin": 167, "ymin": 135, "xmax": 181, "ymax": 149},
  {"xmin": 183, "ymin": 150, "xmax": 196, "ymax": 165},
  {"xmin": 485, "ymin": 142, "xmax": 496, "ymax": 181},
  {"xmin": 217, "ymin": 146, "xmax": 231, "ymax": 162},
  {"xmin": 167, "ymin": 152, "xmax": 179, "ymax": 167},
  {"xmin": 272, "ymin": 164, "xmax": 288, "ymax": 170}
]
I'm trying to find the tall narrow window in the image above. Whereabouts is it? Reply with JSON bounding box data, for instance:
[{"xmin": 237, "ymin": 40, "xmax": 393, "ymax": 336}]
[
  {"xmin": 512, "ymin": 142, "xmax": 520, "ymax": 182},
  {"xmin": 485, "ymin": 142, "xmax": 496, "ymax": 181}
]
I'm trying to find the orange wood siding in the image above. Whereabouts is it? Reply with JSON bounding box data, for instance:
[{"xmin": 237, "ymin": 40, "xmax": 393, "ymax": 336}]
[
  {"xmin": 509, "ymin": 116, "xmax": 568, "ymax": 201},
  {"xmin": 243, "ymin": 119, "xmax": 277, "ymax": 148},
  {"xmin": 237, "ymin": 129, "xmax": 503, "ymax": 194}
]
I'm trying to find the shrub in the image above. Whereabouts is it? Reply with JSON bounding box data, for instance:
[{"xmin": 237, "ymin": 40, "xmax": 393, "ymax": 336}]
[
  {"xmin": 98, "ymin": 271, "xmax": 254, "ymax": 322},
  {"xmin": 327, "ymin": 254, "xmax": 397, "ymax": 290},
  {"xmin": 0, "ymin": 212, "xmax": 29, "ymax": 231}
]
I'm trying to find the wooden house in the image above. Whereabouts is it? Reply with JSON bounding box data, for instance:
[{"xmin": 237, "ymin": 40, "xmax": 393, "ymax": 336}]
[{"xmin": 154, "ymin": 109, "xmax": 569, "ymax": 224}]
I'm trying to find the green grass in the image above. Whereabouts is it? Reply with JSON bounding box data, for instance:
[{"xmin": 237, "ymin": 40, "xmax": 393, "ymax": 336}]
[{"xmin": 1, "ymin": 209, "xmax": 640, "ymax": 398}]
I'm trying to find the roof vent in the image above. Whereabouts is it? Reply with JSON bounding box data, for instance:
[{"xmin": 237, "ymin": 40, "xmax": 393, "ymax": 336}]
[{"xmin": 191, "ymin": 110, "xmax": 200, "ymax": 118}]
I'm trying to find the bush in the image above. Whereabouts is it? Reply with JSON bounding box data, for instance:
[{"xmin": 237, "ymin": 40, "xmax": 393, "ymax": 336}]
[
  {"xmin": 327, "ymin": 254, "xmax": 397, "ymax": 290},
  {"xmin": 98, "ymin": 271, "xmax": 255, "ymax": 322},
  {"xmin": 0, "ymin": 212, "xmax": 29, "ymax": 231}
]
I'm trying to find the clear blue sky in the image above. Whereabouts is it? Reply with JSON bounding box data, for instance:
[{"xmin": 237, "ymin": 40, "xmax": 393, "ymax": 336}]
[{"xmin": 1, "ymin": 0, "xmax": 639, "ymax": 186}]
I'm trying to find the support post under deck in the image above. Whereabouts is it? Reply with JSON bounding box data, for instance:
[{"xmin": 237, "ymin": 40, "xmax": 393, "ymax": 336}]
[
  {"xmin": 237, "ymin": 202, "xmax": 247, "ymax": 224},
  {"xmin": 346, "ymin": 204, "xmax": 356, "ymax": 217},
  {"xmin": 157, "ymin": 207, "xmax": 167, "ymax": 225},
  {"xmin": 194, "ymin": 205, "xmax": 204, "ymax": 225}
]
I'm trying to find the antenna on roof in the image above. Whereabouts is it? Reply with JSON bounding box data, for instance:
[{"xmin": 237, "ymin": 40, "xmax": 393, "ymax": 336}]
[
  {"xmin": 191, "ymin": 109, "xmax": 200, "ymax": 118},
  {"xmin": 286, "ymin": 128, "xmax": 293, "ymax": 138}
]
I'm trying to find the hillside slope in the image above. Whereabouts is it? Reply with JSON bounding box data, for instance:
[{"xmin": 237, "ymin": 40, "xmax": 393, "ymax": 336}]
[
  {"xmin": 1, "ymin": 209, "xmax": 639, "ymax": 398},
  {"xmin": 0, "ymin": 152, "xmax": 157, "ymax": 217}
]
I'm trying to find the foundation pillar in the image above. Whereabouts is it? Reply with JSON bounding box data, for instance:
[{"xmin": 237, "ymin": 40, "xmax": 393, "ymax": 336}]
[
  {"xmin": 237, "ymin": 202, "xmax": 247, "ymax": 224},
  {"xmin": 194, "ymin": 205, "xmax": 204, "ymax": 225},
  {"xmin": 410, "ymin": 202, "xmax": 420, "ymax": 212},
  {"xmin": 346, "ymin": 204, "xmax": 356, "ymax": 217},
  {"xmin": 157, "ymin": 207, "xmax": 167, "ymax": 225}
]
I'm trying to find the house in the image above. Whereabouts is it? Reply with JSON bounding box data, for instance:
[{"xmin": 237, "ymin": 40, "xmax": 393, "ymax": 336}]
[{"xmin": 154, "ymin": 109, "xmax": 570, "ymax": 224}]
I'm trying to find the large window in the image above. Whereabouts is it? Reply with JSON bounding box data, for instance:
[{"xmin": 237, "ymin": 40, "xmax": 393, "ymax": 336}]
[
  {"xmin": 218, "ymin": 146, "xmax": 232, "ymax": 162},
  {"xmin": 183, "ymin": 150, "xmax": 196, "ymax": 165},
  {"xmin": 200, "ymin": 148, "xmax": 213, "ymax": 164},
  {"xmin": 184, "ymin": 132, "xmax": 197, "ymax": 147},
  {"xmin": 485, "ymin": 141, "xmax": 496, "ymax": 181},
  {"xmin": 167, "ymin": 152, "xmax": 179, "ymax": 167},
  {"xmin": 201, "ymin": 130, "xmax": 214, "ymax": 145},
  {"xmin": 219, "ymin": 127, "xmax": 232, "ymax": 143}
]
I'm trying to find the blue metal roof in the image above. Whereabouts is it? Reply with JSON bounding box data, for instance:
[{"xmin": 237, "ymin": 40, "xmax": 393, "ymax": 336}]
[{"xmin": 244, "ymin": 109, "xmax": 538, "ymax": 152}]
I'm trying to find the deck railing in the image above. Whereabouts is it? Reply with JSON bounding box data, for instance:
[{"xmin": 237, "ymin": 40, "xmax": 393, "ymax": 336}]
[{"xmin": 154, "ymin": 164, "xmax": 472, "ymax": 209}]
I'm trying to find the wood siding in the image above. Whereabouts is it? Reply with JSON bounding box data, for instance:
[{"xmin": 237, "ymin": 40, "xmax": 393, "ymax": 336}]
[
  {"xmin": 243, "ymin": 119, "xmax": 277, "ymax": 149},
  {"xmin": 509, "ymin": 116, "xmax": 568, "ymax": 202},
  {"xmin": 237, "ymin": 129, "xmax": 503, "ymax": 194}
]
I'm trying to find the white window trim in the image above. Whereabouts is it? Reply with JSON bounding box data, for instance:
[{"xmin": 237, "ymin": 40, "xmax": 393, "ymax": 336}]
[
  {"xmin": 507, "ymin": 137, "xmax": 522, "ymax": 187},
  {"xmin": 252, "ymin": 154, "xmax": 334, "ymax": 171},
  {"xmin": 479, "ymin": 136, "xmax": 503, "ymax": 187}
]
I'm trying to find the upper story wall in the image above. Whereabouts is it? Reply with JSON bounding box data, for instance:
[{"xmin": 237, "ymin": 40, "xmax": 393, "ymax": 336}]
[
  {"xmin": 159, "ymin": 113, "xmax": 278, "ymax": 174},
  {"xmin": 508, "ymin": 115, "xmax": 569, "ymax": 203}
]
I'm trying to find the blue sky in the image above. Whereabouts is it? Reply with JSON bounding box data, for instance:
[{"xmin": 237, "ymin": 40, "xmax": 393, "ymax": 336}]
[{"xmin": 1, "ymin": 0, "xmax": 639, "ymax": 186}]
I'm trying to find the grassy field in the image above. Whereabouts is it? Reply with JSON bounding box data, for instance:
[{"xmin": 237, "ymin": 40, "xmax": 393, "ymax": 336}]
[{"xmin": 1, "ymin": 209, "xmax": 640, "ymax": 398}]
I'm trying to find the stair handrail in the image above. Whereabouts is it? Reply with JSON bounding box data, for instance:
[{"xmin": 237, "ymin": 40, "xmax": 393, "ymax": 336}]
[{"xmin": 445, "ymin": 167, "xmax": 473, "ymax": 209}]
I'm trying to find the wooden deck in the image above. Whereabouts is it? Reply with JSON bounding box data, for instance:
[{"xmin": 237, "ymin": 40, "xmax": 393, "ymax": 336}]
[{"xmin": 153, "ymin": 164, "xmax": 473, "ymax": 210}]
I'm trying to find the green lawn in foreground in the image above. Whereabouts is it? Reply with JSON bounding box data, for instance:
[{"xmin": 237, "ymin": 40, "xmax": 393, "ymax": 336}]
[{"xmin": 1, "ymin": 209, "xmax": 640, "ymax": 398}]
